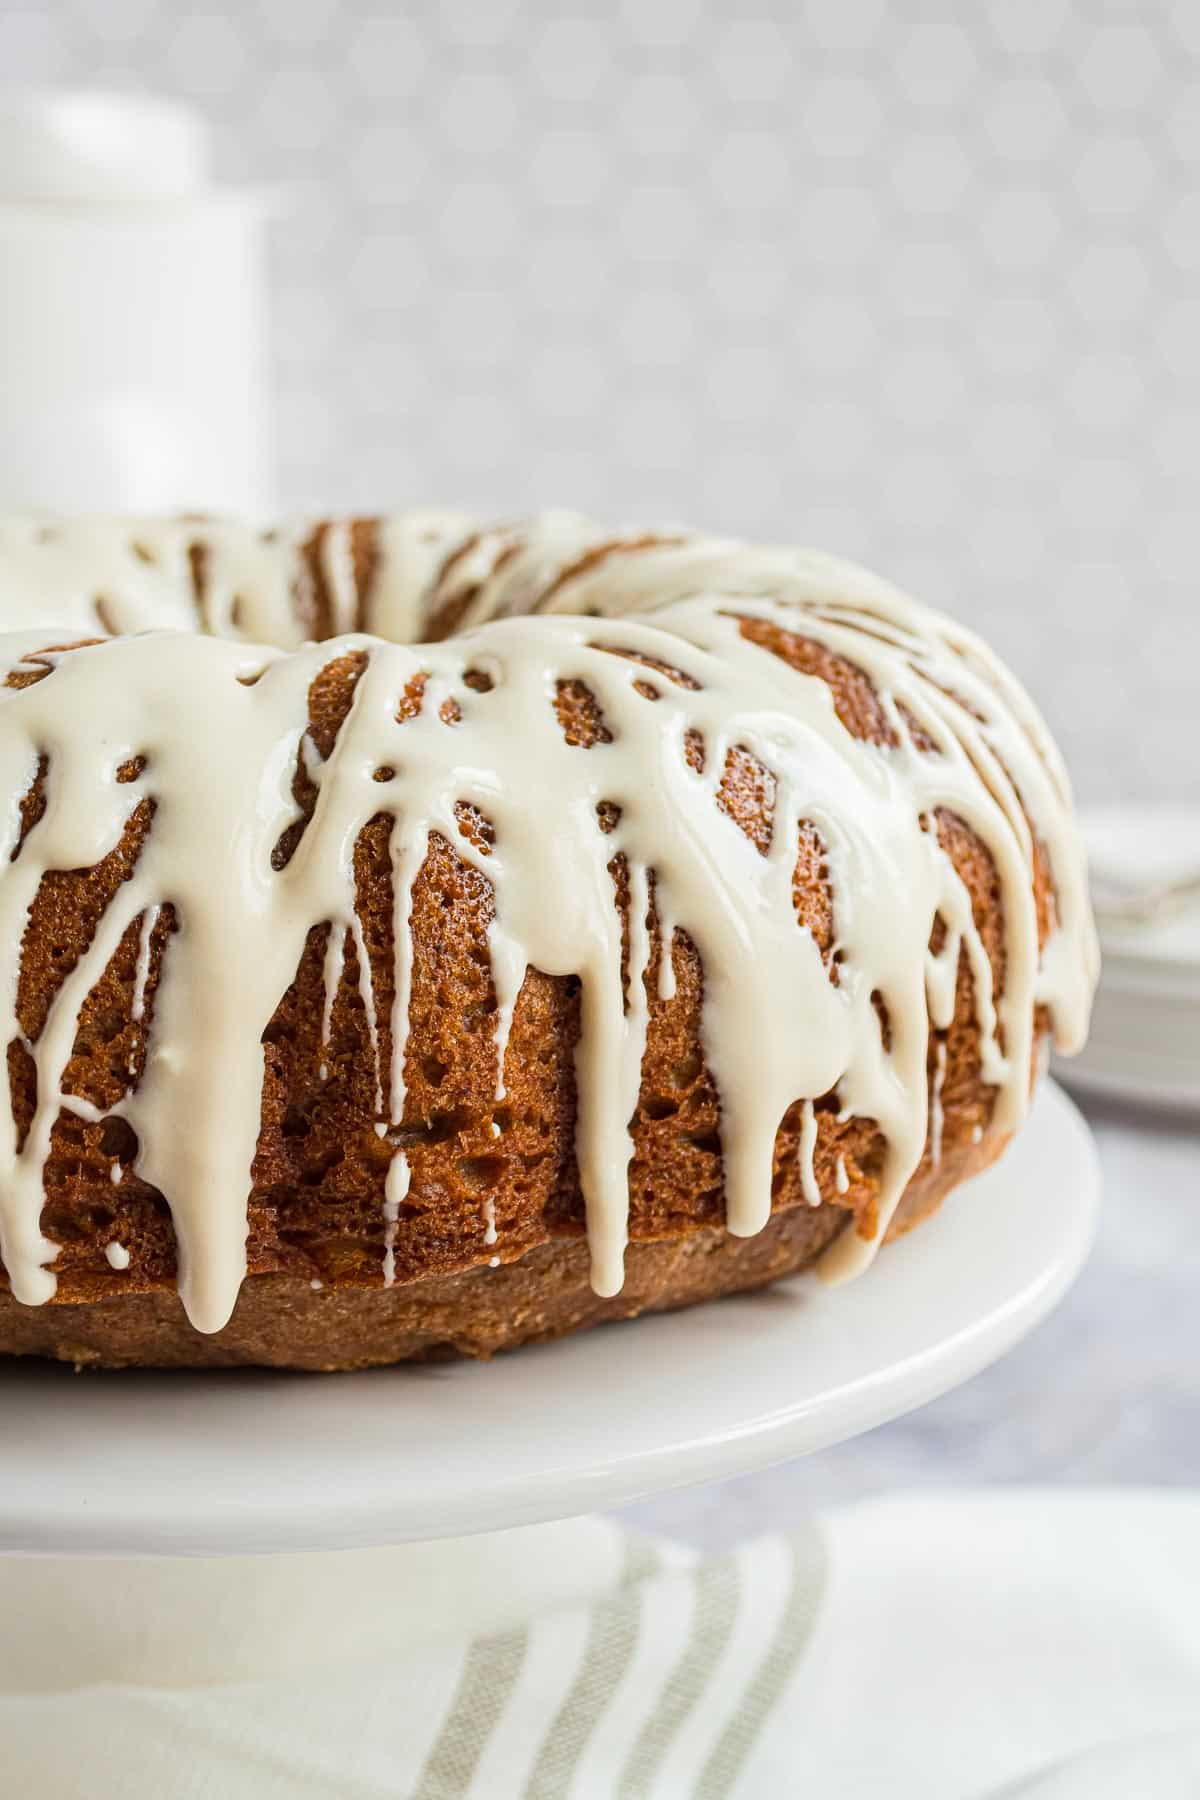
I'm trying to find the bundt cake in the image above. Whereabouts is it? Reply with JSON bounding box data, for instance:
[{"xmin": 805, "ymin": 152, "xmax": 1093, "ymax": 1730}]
[{"xmin": 0, "ymin": 513, "xmax": 1097, "ymax": 1369}]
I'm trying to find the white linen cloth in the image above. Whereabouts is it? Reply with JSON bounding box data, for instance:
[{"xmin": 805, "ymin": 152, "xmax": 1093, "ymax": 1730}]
[{"xmin": 1, "ymin": 1490, "xmax": 1198, "ymax": 1798}]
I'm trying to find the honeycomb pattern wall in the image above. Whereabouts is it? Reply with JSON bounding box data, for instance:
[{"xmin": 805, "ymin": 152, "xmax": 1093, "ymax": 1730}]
[{"xmin": 8, "ymin": 0, "xmax": 1199, "ymax": 802}]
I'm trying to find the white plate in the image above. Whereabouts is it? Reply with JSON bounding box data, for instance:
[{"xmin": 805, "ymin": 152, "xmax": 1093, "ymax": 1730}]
[
  {"xmin": 0, "ymin": 1080, "xmax": 1098, "ymax": 1557},
  {"xmin": 1053, "ymin": 967, "xmax": 1200, "ymax": 1114},
  {"xmin": 1054, "ymin": 995, "xmax": 1200, "ymax": 1116},
  {"xmin": 1083, "ymin": 805, "xmax": 1200, "ymax": 986},
  {"xmin": 1053, "ymin": 806, "xmax": 1200, "ymax": 1113}
]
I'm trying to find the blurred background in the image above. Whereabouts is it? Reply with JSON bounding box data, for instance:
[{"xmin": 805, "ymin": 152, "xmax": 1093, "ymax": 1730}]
[{"xmin": 4, "ymin": 0, "xmax": 1197, "ymax": 807}]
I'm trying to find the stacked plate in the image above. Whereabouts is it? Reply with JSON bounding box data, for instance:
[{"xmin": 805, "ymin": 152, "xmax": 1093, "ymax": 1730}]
[{"xmin": 1054, "ymin": 805, "xmax": 1200, "ymax": 1114}]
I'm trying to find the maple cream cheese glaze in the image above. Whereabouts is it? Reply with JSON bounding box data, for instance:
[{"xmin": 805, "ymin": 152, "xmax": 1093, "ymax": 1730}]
[{"xmin": 0, "ymin": 513, "xmax": 1098, "ymax": 1340}]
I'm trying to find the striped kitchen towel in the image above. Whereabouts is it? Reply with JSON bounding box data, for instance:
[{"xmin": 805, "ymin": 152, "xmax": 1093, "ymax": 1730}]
[
  {"xmin": 418, "ymin": 1532, "xmax": 824, "ymax": 1799},
  {"xmin": 0, "ymin": 1528, "xmax": 823, "ymax": 1800},
  {"xmin": 3, "ymin": 1492, "xmax": 1200, "ymax": 1797}
]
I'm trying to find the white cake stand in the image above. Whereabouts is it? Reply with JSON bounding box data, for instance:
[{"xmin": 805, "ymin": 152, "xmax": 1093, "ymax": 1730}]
[{"xmin": 0, "ymin": 1080, "xmax": 1099, "ymax": 1560}]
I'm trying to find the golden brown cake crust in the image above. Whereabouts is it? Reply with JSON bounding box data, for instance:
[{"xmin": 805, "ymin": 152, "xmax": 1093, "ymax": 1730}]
[{"xmin": 0, "ymin": 1121, "xmax": 1005, "ymax": 1370}]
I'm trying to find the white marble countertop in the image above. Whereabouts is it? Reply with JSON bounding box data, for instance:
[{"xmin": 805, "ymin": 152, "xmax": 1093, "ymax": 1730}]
[{"xmin": 619, "ymin": 1090, "xmax": 1200, "ymax": 1550}]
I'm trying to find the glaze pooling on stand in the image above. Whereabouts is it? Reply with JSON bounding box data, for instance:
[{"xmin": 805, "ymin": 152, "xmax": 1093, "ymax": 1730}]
[{"xmin": 0, "ymin": 514, "xmax": 1098, "ymax": 1334}]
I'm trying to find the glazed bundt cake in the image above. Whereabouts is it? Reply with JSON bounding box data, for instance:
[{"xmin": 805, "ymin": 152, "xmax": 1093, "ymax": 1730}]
[{"xmin": 0, "ymin": 513, "xmax": 1097, "ymax": 1369}]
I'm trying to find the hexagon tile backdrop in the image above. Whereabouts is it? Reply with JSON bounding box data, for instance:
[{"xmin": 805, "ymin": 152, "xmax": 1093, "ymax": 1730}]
[{"xmin": 6, "ymin": 0, "xmax": 1199, "ymax": 802}]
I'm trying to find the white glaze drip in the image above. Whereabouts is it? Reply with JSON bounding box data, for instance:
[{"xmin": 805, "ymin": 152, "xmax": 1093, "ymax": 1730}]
[
  {"xmin": 797, "ymin": 1099, "xmax": 822, "ymax": 1208},
  {"xmin": 0, "ymin": 515, "xmax": 1098, "ymax": 1332},
  {"xmin": 382, "ymin": 1151, "xmax": 409, "ymax": 1291},
  {"xmin": 317, "ymin": 925, "xmax": 344, "ymax": 1082},
  {"xmin": 348, "ymin": 912, "xmax": 383, "ymax": 1117},
  {"xmin": 930, "ymin": 1037, "xmax": 947, "ymax": 1170},
  {"xmin": 130, "ymin": 903, "xmax": 159, "ymax": 1026}
]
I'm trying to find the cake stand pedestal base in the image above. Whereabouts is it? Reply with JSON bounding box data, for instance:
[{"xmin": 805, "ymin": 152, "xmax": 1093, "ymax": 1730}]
[{"xmin": 0, "ymin": 1517, "xmax": 629, "ymax": 1692}]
